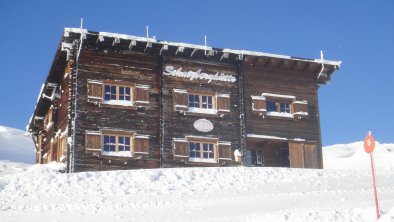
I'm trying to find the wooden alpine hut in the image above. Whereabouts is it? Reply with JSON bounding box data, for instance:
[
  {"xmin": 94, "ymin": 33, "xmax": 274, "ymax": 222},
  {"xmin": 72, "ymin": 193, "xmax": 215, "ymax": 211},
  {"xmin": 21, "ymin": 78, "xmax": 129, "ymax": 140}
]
[{"xmin": 27, "ymin": 28, "xmax": 341, "ymax": 172}]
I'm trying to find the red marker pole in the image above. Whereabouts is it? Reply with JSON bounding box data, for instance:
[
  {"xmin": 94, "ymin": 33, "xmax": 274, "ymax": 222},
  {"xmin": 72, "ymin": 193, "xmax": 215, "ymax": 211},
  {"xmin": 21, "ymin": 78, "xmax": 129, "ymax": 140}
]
[
  {"xmin": 370, "ymin": 153, "xmax": 380, "ymax": 219},
  {"xmin": 364, "ymin": 131, "xmax": 380, "ymax": 219}
]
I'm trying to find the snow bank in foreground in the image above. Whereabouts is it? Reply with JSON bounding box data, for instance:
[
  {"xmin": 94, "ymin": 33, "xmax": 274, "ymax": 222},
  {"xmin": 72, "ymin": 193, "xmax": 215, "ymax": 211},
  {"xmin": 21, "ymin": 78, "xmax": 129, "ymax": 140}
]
[
  {"xmin": 0, "ymin": 160, "xmax": 32, "ymax": 176},
  {"xmin": 323, "ymin": 141, "xmax": 394, "ymax": 171},
  {"xmin": 1, "ymin": 163, "xmax": 394, "ymax": 222},
  {"xmin": 0, "ymin": 125, "xmax": 35, "ymax": 164}
]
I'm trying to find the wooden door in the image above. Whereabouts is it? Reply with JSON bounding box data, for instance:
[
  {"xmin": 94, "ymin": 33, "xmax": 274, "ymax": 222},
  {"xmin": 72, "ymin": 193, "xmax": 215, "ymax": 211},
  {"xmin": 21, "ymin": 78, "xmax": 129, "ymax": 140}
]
[
  {"xmin": 304, "ymin": 143, "xmax": 318, "ymax": 168},
  {"xmin": 289, "ymin": 142, "xmax": 304, "ymax": 168}
]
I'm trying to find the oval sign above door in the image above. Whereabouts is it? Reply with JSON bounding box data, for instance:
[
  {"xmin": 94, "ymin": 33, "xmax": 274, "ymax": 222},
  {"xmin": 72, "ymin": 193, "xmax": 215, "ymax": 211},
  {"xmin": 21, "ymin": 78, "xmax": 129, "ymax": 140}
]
[{"xmin": 193, "ymin": 119, "xmax": 214, "ymax": 132}]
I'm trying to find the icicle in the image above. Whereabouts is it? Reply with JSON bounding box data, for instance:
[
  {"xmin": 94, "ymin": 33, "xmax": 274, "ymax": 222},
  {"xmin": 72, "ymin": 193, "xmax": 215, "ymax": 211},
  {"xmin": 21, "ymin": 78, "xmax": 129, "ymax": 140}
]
[{"xmin": 204, "ymin": 35, "xmax": 207, "ymax": 55}]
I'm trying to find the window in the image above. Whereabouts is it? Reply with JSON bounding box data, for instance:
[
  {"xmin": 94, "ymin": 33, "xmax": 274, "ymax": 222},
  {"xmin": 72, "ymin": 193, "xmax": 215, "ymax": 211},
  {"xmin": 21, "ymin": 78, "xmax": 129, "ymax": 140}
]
[
  {"xmin": 86, "ymin": 130, "xmax": 150, "ymax": 157},
  {"xmin": 104, "ymin": 85, "xmax": 132, "ymax": 102},
  {"xmin": 103, "ymin": 135, "xmax": 131, "ymax": 153},
  {"xmin": 189, "ymin": 141, "xmax": 215, "ymax": 162},
  {"xmin": 188, "ymin": 94, "xmax": 213, "ymax": 109},
  {"xmin": 188, "ymin": 94, "xmax": 215, "ymax": 114},
  {"xmin": 280, "ymin": 103, "xmax": 290, "ymax": 113},
  {"xmin": 267, "ymin": 101, "xmax": 277, "ymax": 112},
  {"xmin": 87, "ymin": 80, "xmax": 150, "ymax": 108},
  {"xmin": 119, "ymin": 87, "xmax": 131, "ymax": 101},
  {"xmin": 266, "ymin": 100, "xmax": 291, "ymax": 114}
]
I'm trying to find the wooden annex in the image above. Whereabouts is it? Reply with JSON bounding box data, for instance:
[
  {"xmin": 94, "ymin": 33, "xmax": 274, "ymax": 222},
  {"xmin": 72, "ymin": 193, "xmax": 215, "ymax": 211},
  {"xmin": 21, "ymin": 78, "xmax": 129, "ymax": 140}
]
[{"xmin": 27, "ymin": 28, "xmax": 341, "ymax": 172}]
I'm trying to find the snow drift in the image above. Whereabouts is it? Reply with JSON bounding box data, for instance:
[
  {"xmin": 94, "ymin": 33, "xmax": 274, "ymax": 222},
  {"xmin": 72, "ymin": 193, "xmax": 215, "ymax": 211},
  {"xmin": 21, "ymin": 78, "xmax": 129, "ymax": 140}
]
[
  {"xmin": 1, "ymin": 160, "xmax": 394, "ymax": 221},
  {"xmin": 323, "ymin": 141, "xmax": 394, "ymax": 171},
  {"xmin": 0, "ymin": 125, "xmax": 394, "ymax": 221}
]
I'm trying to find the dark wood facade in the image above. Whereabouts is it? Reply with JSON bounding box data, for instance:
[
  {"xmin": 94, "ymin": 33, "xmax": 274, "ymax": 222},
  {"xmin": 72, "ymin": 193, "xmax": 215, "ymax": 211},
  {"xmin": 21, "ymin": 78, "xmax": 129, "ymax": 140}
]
[{"xmin": 27, "ymin": 28, "xmax": 341, "ymax": 172}]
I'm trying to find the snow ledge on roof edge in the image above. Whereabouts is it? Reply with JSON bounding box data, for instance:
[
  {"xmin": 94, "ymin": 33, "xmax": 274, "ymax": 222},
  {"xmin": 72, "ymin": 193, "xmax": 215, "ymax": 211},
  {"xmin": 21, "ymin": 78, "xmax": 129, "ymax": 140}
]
[{"xmin": 63, "ymin": 27, "xmax": 341, "ymax": 67}]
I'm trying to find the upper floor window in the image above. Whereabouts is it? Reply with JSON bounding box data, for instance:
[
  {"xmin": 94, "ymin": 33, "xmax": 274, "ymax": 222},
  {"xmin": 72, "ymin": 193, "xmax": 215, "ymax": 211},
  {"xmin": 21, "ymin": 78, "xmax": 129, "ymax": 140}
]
[
  {"xmin": 188, "ymin": 93, "xmax": 215, "ymax": 114},
  {"xmin": 173, "ymin": 89, "xmax": 230, "ymax": 116},
  {"xmin": 251, "ymin": 93, "xmax": 308, "ymax": 120},
  {"xmin": 188, "ymin": 94, "xmax": 214, "ymax": 109},
  {"xmin": 104, "ymin": 85, "xmax": 132, "ymax": 103},
  {"xmin": 267, "ymin": 100, "xmax": 291, "ymax": 113}
]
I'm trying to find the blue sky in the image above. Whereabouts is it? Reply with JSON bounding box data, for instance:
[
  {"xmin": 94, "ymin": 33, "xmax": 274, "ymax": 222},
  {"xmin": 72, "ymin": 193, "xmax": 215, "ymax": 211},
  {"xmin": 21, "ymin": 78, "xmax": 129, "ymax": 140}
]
[{"xmin": 1, "ymin": 0, "xmax": 393, "ymax": 146}]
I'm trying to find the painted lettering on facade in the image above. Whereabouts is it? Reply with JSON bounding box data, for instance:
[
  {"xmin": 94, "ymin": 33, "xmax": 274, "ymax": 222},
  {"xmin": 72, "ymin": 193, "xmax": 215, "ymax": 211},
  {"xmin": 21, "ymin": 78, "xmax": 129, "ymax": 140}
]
[{"xmin": 163, "ymin": 65, "xmax": 236, "ymax": 83}]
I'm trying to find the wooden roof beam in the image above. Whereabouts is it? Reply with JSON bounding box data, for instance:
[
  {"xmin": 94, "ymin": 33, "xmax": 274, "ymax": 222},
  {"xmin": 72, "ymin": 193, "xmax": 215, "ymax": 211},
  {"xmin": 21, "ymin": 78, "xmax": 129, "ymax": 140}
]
[
  {"xmin": 190, "ymin": 48, "xmax": 198, "ymax": 57},
  {"xmin": 220, "ymin": 52, "xmax": 229, "ymax": 61},
  {"xmin": 96, "ymin": 35, "xmax": 104, "ymax": 43},
  {"xmin": 144, "ymin": 42, "xmax": 152, "ymax": 52},
  {"xmin": 159, "ymin": 44, "xmax": 168, "ymax": 55},
  {"xmin": 112, "ymin": 38, "xmax": 120, "ymax": 46},
  {"xmin": 128, "ymin": 40, "xmax": 137, "ymax": 50},
  {"xmin": 206, "ymin": 50, "xmax": 215, "ymax": 57},
  {"xmin": 175, "ymin": 46, "xmax": 184, "ymax": 55}
]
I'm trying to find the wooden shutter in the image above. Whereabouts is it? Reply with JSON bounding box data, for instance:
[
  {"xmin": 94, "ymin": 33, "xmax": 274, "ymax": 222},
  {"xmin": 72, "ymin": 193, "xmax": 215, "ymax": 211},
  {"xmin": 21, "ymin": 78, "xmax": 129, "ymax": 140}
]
[
  {"xmin": 134, "ymin": 85, "xmax": 150, "ymax": 107},
  {"xmin": 85, "ymin": 131, "xmax": 102, "ymax": 155},
  {"xmin": 251, "ymin": 96, "xmax": 266, "ymax": 115},
  {"xmin": 173, "ymin": 139, "xmax": 188, "ymax": 161},
  {"xmin": 87, "ymin": 80, "xmax": 103, "ymax": 104},
  {"xmin": 134, "ymin": 136, "xmax": 149, "ymax": 154},
  {"xmin": 218, "ymin": 143, "xmax": 232, "ymax": 160},
  {"xmin": 293, "ymin": 100, "xmax": 308, "ymax": 119},
  {"xmin": 217, "ymin": 94, "xmax": 230, "ymax": 113},
  {"xmin": 173, "ymin": 89, "xmax": 188, "ymax": 112},
  {"xmin": 304, "ymin": 143, "xmax": 319, "ymax": 168},
  {"xmin": 289, "ymin": 142, "xmax": 304, "ymax": 168}
]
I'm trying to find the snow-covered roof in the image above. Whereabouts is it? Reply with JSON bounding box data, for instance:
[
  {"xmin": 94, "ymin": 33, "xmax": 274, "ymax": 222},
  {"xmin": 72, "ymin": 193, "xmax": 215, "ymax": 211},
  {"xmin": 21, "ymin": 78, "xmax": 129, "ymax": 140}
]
[{"xmin": 63, "ymin": 27, "xmax": 341, "ymax": 68}]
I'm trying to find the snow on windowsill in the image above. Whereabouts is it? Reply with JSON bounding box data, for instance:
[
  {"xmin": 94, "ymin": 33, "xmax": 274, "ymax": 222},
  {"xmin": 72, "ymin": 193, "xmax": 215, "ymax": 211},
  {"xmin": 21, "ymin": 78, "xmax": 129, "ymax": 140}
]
[
  {"xmin": 173, "ymin": 89, "xmax": 188, "ymax": 94},
  {"xmin": 175, "ymin": 105, "xmax": 188, "ymax": 108},
  {"xmin": 262, "ymin": 93, "xmax": 296, "ymax": 100},
  {"xmin": 218, "ymin": 141, "xmax": 231, "ymax": 146},
  {"xmin": 293, "ymin": 100, "xmax": 308, "ymax": 105},
  {"xmin": 253, "ymin": 108, "xmax": 267, "ymax": 112},
  {"xmin": 88, "ymin": 96, "xmax": 103, "ymax": 100},
  {"xmin": 247, "ymin": 134, "xmax": 288, "ymax": 141},
  {"xmin": 102, "ymin": 100, "xmax": 134, "ymax": 106},
  {"xmin": 293, "ymin": 112, "xmax": 308, "ymax": 116},
  {"xmin": 251, "ymin": 96, "xmax": 266, "ymax": 100},
  {"xmin": 217, "ymin": 94, "xmax": 230, "ymax": 98},
  {"xmin": 188, "ymin": 108, "xmax": 216, "ymax": 115},
  {"xmin": 266, "ymin": 112, "xmax": 294, "ymax": 118},
  {"xmin": 135, "ymin": 84, "xmax": 150, "ymax": 89},
  {"xmin": 218, "ymin": 158, "xmax": 232, "ymax": 161},
  {"xmin": 135, "ymin": 101, "xmax": 149, "ymax": 104},
  {"xmin": 189, "ymin": 158, "xmax": 217, "ymax": 163},
  {"xmin": 101, "ymin": 151, "xmax": 133, "ymax": 157}
]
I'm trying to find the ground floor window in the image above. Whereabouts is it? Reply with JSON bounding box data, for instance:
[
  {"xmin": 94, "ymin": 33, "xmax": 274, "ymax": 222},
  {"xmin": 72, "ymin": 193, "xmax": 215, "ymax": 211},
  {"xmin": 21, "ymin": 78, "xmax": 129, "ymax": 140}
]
[
  {"xmin": 189, "ymin": 141, "xmax": 215, "ymax": 162},
  {"xmin": 103, "ymin": 135, "xmax": 131, "ymax": 152}
]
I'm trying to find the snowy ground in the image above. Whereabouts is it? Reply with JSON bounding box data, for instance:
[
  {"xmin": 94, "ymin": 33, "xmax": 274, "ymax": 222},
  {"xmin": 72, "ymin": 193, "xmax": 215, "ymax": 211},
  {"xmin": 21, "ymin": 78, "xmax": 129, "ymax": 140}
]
[{"xmin": 0, "ymin": 125, "xmax": 394, "ymax": 221}]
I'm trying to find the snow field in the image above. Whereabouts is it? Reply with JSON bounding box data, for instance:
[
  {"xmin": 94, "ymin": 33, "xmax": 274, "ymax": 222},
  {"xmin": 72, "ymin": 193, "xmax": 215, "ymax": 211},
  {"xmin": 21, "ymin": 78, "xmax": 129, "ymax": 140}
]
[
  {"xmin": 1, "ymin": 124, "xmax": 394, "ymax": 221},
  {"xmin": 1, "ymin": 162, "xmax": 394, "ymax": 222}
]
